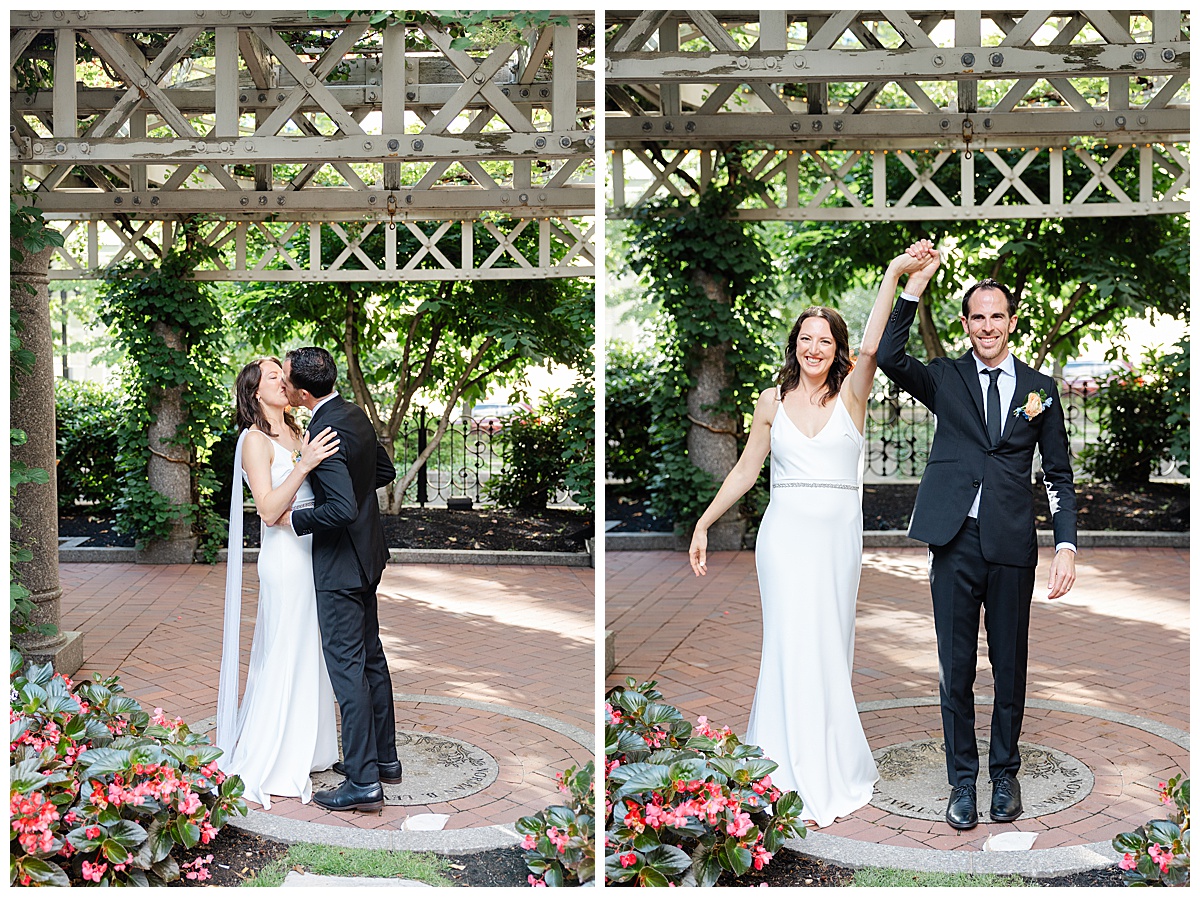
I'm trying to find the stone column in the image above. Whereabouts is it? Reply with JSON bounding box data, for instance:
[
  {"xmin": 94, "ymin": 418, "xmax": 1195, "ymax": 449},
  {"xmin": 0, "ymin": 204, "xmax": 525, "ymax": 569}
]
[
  {"xmin": 11, "ymin": 237, "xmax": 84, "ymax": 675},
  {"xmin": 684, "ymin": 268, "xmax": 745, "ymax": 551},
  {"xmin": 136, "ymin": 321, "xmax": 199, "ymax": 564}
]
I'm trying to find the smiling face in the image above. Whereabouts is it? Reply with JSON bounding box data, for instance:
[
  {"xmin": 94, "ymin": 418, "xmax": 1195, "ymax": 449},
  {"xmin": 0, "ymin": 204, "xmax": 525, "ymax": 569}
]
[
  {"xmin": 256, "ymin": 359, "xmax": 290, "ymax": 409},
  {"xmin": 795, "ymin": 316, "xmax": 836, "ymax": 382},
  {"xmin": 961, "ymin": 288, "xmax": 1018, "ymax": 366}
]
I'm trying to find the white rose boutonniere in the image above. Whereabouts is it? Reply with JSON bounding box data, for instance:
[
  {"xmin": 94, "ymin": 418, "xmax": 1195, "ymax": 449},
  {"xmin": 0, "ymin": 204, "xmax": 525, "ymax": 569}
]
[{"xmin": 1013, "ymin": 389, "xmax": 1053, "ymax": 421}]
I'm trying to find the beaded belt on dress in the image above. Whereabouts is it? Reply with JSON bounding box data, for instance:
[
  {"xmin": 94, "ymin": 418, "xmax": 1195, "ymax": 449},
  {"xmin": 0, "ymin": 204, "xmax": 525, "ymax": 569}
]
[
  {"xmin": 292, "ymin": 499, "xmax": 315, "ymax": 510},
  {"xmin": 771, "ymin": 480, "xmax": 858, "ymax": 491}
]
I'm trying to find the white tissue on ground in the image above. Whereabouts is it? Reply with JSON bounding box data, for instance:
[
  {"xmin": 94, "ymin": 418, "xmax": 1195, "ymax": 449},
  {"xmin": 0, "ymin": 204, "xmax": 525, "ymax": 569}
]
[
  {"xmin": 401, "ymin": 814, "xmax": 450, "ymax": 831},
  {"xmin": 983, "ymin": 831, "xmax": 1038, "ymax": 851}
]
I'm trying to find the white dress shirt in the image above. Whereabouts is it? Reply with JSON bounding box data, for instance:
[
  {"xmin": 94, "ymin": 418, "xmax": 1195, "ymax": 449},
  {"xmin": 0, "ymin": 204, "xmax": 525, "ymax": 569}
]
[
  {"xmin": 901, "ymin": 292, "xmax": 1075, "ymax": 554},
  {"xmin": 967, "ymin": 351, "xmax": 1016, "ymax": 520}
]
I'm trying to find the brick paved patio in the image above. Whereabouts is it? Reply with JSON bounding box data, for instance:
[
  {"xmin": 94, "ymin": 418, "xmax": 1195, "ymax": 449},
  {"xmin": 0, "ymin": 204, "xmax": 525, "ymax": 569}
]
[
  {"xmin": 59, "ymin": 561, "xmax": 594, "ymax": 832},
  {"xmin": 606, "ymin": 546, "xmax": 1189, "ymax": 854}
]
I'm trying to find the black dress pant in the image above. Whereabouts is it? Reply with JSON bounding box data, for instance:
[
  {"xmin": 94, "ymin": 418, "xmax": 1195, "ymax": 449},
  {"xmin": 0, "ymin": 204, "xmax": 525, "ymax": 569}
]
[
  {"xmin": 929, "ymin": 518, "xmax": 1036, "ymax": 787},
  {"xmin": 315, "ymin": 576, "xmax": 398, "ymax": 784}
]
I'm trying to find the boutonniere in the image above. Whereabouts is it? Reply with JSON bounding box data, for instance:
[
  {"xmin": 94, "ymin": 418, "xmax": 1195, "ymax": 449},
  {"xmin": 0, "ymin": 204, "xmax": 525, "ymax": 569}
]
[{"xmin": 1013, "ymin": 389, "xmax": 1053, "ymax": 420}]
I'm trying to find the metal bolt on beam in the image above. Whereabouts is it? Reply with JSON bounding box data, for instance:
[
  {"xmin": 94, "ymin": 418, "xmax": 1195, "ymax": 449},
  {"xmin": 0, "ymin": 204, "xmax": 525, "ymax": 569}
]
[
  {"xmin": 961, "ymin": 52, "xmax": 976, "ymax": 66},
  {"xmin": 412, "ymin": 139, "xmax": 424, "ymax": 151}
]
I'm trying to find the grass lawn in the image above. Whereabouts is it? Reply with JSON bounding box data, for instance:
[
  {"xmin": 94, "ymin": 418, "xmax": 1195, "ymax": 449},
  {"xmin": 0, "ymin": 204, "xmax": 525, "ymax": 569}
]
[
  {"xmin": 243, "ymin": 843, "xmax": 455, "ymax": 887},
  {"xmin": 853, "ymin": 867, "xmax": 1038, "ymax": 887}
]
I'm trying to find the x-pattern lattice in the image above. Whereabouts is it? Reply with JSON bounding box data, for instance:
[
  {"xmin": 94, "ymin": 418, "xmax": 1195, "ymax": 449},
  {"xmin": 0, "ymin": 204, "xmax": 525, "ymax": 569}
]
[
  {"xmin": 606, "ymin": 9, "xmax": 1189, "ymax": 220},
  {"xmin": 612, "ymin": 143, "xmax": 1190, "ymax": 221},
  {"xmin": 49, "ymin": 216, "xmax": 594, "ymax": 282},
  {"xmin": 10, "ymin": 10, "xmax": 595, "ymax": 280}
]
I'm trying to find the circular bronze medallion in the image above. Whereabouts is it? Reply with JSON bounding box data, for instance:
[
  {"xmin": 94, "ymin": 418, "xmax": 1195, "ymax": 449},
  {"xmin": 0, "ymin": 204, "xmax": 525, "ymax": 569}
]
[
  {"xmin": 313, "ymin": 730, "xmax": 500, "ymax": 806},
  {"xmin": 869, "ymin": 739, "xmax": 1093, "ymax": 821}
]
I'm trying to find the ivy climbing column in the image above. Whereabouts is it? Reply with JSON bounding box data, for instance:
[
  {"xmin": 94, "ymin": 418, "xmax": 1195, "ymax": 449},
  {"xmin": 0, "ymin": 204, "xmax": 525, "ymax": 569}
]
[
  {"xmin": 11, "ymin": 236, "xmax": 84, "ymax": 674},
  {"xmin": 139, "ymin": 320, "xmax": 199, "ymax": 565},
  {"xmin": 686, "ymin": 269, "xmax": 745, "ymax": 551}
]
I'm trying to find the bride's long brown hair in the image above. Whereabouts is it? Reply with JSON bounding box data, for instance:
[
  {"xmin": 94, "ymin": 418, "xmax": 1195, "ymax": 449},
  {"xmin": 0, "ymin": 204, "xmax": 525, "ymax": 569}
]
[
  {"xmin": 775, "ymin": 307, "xmax": 852, "ymax": 404},
  {"xmin": 235, "ymin": 357, "xmax": 301, "ymax": 439}
]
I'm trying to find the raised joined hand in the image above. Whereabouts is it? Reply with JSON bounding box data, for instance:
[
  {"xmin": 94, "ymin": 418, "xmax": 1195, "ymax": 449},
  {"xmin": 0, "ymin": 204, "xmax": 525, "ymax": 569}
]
[
  {"xmin": 297, "ymin": 426, "xmax": 340, "ymax": 472},
  {"xmin": 902, "ymin": 238, "xmax": 941, "ymax": 293}
]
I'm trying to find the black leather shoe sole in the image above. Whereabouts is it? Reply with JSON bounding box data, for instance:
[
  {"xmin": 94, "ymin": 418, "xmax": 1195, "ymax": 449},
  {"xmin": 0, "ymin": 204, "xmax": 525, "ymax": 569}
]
[{"xmin": 332, "ymin": 761, "xmax": 403, "ymax": 785}]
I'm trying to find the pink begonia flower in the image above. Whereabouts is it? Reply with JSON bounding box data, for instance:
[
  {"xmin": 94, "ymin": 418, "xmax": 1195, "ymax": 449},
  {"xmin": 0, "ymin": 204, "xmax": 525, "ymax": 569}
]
[
  {"xmin": 1118, "ymin": 853, "xmax": 1137, "ymax": 871},
  {"xmin": 726, "ymin": 810, "xmax": 753, "ymax": 838},
  {"xmin": 520, "ymin": 833, "xmax": 537, "ymax": 850},
  {"xmin": 527, "ymin": 873, "xmax": 547, "ymax": 887},
  {"xmin": 620, "ymin": 852, "xmax": 638, "ymax": 868},
  {"xmin": 1148, "ymin": 844, "xmax": 1174, "ymax": 872},
  {"xmin": 82, "ymin": 860, "xmax": 108, "ymax": 883}
]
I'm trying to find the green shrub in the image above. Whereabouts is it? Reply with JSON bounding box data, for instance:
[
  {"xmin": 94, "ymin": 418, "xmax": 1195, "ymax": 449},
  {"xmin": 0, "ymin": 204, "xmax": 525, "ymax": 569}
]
[
  {"xmin": 1080, "ymin": 341, "xmax": 1189, "ymax": 484},
  {"xmin": 604, "ymin": 342, "xmax": 656, "ymax": 492},
  {"xmin": 485, "ymin": 395, "xmax": 572, "ymax": 512},
  {"xmin": 560, "ymin": 374, "xmax": 596, "ymax": 514},
  {"xmin": 55, "ymin": 380, "xmax": 125, "ymax": 513}
]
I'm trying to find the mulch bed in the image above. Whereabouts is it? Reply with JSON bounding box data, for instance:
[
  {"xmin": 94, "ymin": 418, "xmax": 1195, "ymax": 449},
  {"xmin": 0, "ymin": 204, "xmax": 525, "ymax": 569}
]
[
  {"xmin": 712, "ymin": 846, "xmax": 1123, "ymax": 887},
  {"xmin": 59, "ymin": 507, "xmax": 592, "ymax": 553},
  {"xmin": 166, "ymin": 826, "xmax": 531, "ymax": 887},
  {"xmin": 607, "ymin": 481, "xmax": 1188, "ymax": 534}
]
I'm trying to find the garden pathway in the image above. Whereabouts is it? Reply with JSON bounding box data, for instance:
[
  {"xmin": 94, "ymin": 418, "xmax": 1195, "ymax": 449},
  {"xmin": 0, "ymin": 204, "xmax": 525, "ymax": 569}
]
[
  {"xmin": 606, "ymin": 546, "xmax": 1189, "ymax": 868},
  {"xmin": 59, "ymin": 561, "xmax": 594, "ymax": 845}
]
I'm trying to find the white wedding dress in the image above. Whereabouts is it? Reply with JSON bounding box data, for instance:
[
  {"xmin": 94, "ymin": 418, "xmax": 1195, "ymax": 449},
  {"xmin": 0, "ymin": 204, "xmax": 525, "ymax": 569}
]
[
  {"xmin": 216, "ymin": 431, "xmax": 338, "ymax": 809},
  {"xmin": 745, "ymin": 391, "xmax": 879, "ymax": 827}
]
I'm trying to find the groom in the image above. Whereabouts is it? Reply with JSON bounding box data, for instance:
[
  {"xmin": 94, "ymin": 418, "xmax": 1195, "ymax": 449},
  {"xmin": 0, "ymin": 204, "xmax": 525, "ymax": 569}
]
[
  {"xmin": 281, "ymin": 347, "xmax": 401, "ymax": 812},
  {"xmin": 877, "ymin": 241, "xmax": 1077, "ymax": 830}
]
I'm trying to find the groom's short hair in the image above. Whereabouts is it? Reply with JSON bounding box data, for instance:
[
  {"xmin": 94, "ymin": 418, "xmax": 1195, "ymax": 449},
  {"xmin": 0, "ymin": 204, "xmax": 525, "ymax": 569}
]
[
  {"xmin": 962, "ymin": 279, "xmax": 1018, "ymax": 318},
  {"xmin": 286, "ymin": 347, "xmax": 337, "ymax": 397}
]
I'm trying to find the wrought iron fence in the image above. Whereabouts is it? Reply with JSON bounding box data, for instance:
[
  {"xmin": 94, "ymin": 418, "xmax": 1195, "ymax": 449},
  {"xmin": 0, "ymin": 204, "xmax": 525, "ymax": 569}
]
[
  {"xmin": 390, "ymin": 407, "xmax": 577, "ymax": 507},
  {"xmin": 392, "ymin": 407, "xmax": 508, "ymax": 506},
  {"xmin": 865, "ymin": 375, "xmax": 1180, "ymax": 479}
]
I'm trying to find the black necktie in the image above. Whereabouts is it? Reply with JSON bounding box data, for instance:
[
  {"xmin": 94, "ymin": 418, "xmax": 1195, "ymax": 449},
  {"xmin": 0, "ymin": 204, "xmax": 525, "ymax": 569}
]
[{"xmin": 986, "ymin": 368, "xmax": 1002, "ymax": 445}]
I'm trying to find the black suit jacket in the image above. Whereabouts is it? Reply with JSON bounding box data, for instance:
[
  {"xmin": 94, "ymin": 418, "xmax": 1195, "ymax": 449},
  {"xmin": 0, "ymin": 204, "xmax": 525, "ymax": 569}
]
[
  {"xmin": 291, "ymin": 395, "xmax": 396, "ymax": 590},
  {"xmin": 878, "ymin": 295, "xmax": 1077, "ymax": 567}
]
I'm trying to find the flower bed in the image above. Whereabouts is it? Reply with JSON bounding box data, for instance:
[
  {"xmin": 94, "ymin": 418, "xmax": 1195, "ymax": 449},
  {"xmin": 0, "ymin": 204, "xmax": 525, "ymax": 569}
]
[
  {"xmin": 9, "ymin": 650, "xmax": 247, "ymax": 886},
  {"xmin": 602, "ymin": 680, "xmax": 806, "ymax": 887},
  {"xmin": 1113, "ymin": 775, "xmax": 1190, "ymax": 887},
  {"xmin": 517, "ymin": 762, "xmax": 596, "ymax": 886}
]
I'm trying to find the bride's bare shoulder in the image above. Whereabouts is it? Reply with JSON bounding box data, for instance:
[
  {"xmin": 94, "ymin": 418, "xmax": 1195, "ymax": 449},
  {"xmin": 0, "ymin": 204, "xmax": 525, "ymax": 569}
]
[{"xmin": 756, "ymin": 387, "xmax": 781, "ymax": 407}]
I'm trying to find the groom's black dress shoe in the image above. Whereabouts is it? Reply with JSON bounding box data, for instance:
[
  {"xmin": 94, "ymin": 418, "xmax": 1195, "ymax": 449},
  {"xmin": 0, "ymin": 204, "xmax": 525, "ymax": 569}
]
[
  {"xmin": 945, "ymin": 784, "xmax": 978, "ymax": 829},
  {"xmin": 312, "ymin": 779, "xmax": 384, "ymax": 813},
  {"xmin": 990, "ymin": 774, "xmax": 1023, "ymax": 822},
  {"xmin": 332, "ymin": 759, "xmax": 403, "ymax": 785}
]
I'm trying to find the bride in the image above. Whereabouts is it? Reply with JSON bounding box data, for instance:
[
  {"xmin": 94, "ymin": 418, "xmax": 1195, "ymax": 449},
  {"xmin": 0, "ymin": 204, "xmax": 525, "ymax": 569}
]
[
  {"xmin": 216, "ymin": 356, "xmax": 341, "ymax": 808},
  {"xmin": 688, "ymin": 242, "xmax": 939, "ymax": 827}
]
